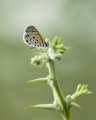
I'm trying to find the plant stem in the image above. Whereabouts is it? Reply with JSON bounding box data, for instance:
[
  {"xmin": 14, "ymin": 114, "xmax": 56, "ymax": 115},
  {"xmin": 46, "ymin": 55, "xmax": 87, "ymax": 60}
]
[{"xmin": 46, "ymin": 59, "xmax": 71, "ymax": 120}]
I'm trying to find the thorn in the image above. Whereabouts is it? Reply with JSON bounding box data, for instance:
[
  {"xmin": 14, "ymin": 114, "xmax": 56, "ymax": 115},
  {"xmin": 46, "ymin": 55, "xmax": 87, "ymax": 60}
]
[
  {"xmin": 70, "ymin": 102, "xmax": 82, "ymax": 108},
  {"xmin": 26, "ymin": 78, "xmax": 48, "ymax": 83}
]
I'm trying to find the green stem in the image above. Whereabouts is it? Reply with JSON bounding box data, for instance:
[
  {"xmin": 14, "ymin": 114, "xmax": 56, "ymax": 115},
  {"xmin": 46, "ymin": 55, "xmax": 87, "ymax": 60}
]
[{"xmin": 46, "ymin": 59, "xmax": 71, "ymax": 120}]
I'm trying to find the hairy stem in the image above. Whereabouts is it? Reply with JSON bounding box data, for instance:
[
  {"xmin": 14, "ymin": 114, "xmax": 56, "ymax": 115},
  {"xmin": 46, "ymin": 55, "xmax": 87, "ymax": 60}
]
[{"xmin": 46, "ymin": 59, "xmax": 71, "ymax": 120}]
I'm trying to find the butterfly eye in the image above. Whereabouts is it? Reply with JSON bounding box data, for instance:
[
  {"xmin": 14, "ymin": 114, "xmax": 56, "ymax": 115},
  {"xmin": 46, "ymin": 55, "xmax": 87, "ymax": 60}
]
[{"xmin": 46, "ymin": 42, "xmax": 49, "ymax": 46}]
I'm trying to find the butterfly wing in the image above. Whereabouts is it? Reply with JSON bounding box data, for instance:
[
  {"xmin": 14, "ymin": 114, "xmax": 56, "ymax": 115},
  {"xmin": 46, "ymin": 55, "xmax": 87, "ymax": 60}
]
[{"xmin": 23, "ymin": 26, "xmax": 46, "ymax": 48}]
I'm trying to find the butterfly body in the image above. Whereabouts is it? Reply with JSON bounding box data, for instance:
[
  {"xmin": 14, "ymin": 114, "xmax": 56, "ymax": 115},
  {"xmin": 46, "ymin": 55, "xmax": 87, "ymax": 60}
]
[{"xmin": 23, "ymin": 25, "xmax": 49, "ymax": 49}]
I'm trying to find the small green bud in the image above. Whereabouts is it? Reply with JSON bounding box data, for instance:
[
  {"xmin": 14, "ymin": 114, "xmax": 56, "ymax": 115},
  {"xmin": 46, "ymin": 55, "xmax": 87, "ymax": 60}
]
[
  {"xmin": 31, "ymin": 54, "xmax": 49, "ymax": 67},
  {"xmin": 52, "ymin": 36, "xmax": 61, "ymax": 45},
  {"xmin": 77, "ymin": 84, "xmax": 82, "ymax": 91},
  {"xmin": 66, "ymin": 95, "xmax": 71, "ymax": 100},
  {"xmin": 48, "ymin": 36, "xmax": 69, "ymax": 60}
]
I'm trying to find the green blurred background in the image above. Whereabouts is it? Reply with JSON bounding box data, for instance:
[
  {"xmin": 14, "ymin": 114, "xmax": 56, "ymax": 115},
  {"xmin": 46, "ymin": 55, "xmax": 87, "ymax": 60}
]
[{"xmin": 0, "ymin": 0, "xmax": 96, "ymax": 120}]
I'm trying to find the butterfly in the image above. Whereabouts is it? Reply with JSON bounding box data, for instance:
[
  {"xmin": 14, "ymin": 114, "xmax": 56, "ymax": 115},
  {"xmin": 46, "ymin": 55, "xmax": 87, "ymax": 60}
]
[{"xmin": 23, "ymin": 25, "xmax": 49, "ymax": 49}]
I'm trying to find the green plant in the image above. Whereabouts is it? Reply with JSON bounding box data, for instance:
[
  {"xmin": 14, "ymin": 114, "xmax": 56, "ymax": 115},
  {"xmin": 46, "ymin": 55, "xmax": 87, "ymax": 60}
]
[{"xmin": 25, "ymin": 36, "xmax": 91, "ymax": 120}]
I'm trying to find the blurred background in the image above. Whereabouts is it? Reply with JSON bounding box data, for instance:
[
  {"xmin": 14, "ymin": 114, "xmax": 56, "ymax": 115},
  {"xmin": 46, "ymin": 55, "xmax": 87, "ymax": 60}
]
[{"xmin": 0, "ymin": 0, "xmax": 96, "ymax": 120}]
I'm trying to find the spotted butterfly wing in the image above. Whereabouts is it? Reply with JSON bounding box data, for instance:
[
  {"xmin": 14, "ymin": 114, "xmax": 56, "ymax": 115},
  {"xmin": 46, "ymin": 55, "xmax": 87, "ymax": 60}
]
[{"xmin": 23, "ymin": 25, "xmax": 49, "ymax": 49}]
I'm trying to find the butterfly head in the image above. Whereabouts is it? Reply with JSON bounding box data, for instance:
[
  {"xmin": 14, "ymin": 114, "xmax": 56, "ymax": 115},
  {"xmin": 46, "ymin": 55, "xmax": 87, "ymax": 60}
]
[{"xmin": 44, "ymin": 42, "xmax": 49, "ymax": 47}]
